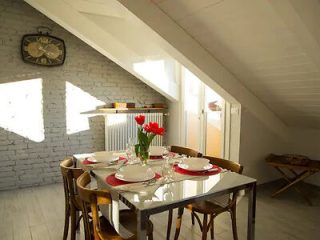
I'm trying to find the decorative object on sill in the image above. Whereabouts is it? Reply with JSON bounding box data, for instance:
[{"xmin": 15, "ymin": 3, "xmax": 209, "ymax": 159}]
[
  {"xmin": 21, "ymin": 26, "xmax": 66, "ymax": 66},
  {"xmin": 208, "ymin": 101, "xmax": 221, "ymax": 111},
  {"xmin": 134, "ymin": 115, "xmax": 165, "ymax": 166},
  {"xmin": 112, "ymin": 102, "xmax": 135, "ymax": 108}
]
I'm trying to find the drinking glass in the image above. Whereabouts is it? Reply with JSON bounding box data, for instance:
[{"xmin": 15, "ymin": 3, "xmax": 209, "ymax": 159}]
[
  {"xmin": 162, "ymin": 146, "xmax": 170, "ymax": 157},
  {"xmin": 179, "ymin": 154, "xmax": 187, "ymax": 164},
  {"xmin": 128, "ymin": 137, "xmax": 136, "ymax": 147},
  {"xmin": 126, "ymin": 143, "xmax": 134, "ymax": 164},
  {"xmin": 162, "ymin": 156, "xmax": 174, "ymax": 183}
]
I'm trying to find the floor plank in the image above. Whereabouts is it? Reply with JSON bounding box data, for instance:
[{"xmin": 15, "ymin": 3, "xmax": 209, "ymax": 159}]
[{"xmin": 0, "ymin": 180, "xmax": 319, "ymax": 240}]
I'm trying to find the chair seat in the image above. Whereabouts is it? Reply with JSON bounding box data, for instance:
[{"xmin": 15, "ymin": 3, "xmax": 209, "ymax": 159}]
[
  {"xmin": 186, "ymin": 200, "xmax": 227, "ymax": 216},
  {"xmin": 94, "ymin": 210, "xmax": 153, "ymax": 240}
]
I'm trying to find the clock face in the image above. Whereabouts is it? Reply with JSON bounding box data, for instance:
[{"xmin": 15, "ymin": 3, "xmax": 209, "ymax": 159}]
[{"xmin": 21, "ymin": 34, "xmax": 66, "ymax": 66}]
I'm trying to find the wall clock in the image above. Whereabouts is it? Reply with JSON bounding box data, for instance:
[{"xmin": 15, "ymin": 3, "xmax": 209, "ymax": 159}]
[{"xmin": 21, "ymin": 34, "xmax": 66, "ymax": 66}]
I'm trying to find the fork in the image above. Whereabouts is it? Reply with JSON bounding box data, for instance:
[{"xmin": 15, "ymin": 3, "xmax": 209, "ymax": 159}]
[{"xmin": 143, "ymin": 178, "xmax": 157, "ymax": 186}]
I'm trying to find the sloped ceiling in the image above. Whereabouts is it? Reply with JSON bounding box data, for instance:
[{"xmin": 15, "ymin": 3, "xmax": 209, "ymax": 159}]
[{"xmin": 152, "ymin": 0, "xmax": 320, "ymax": 128}]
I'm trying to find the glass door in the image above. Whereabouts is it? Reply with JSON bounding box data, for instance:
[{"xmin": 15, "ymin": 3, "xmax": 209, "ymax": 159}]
[
  {"xmin": 182, "ymin": 68, "xmax": 225, "ymax": 157},
  {"xmin": 204, "ymin": 86, "xmax": 224, "ymax": 157}
]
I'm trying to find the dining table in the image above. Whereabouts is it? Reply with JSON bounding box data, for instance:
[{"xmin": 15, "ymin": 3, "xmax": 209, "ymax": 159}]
[{"xmin": 74, "ymin": 152, "xmax": 257, "ymax": 240}]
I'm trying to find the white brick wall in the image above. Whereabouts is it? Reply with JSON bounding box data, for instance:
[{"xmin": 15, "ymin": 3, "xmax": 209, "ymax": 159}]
[{"xmin": 0, "ymin": 0, "xmax": 166, "ymax": 190}]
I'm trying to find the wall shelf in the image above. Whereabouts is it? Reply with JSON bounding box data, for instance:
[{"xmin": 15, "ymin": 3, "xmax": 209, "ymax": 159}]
[{"xmin": 82, "ymin": 107, "xmax": 167, "ymax": 115}]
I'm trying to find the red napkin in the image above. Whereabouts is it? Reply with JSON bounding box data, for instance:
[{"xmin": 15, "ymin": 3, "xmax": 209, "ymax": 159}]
[
  {"xmin": 174, "ymin": 164, "xmax": 222, "ymax": 176},
  {"xmin": 106, "ymin": 173, "xmax": 162, "ymax": 186},
  {"xmin": 83, "ymin": 158, "xmax": 98, "ymax": 165}
]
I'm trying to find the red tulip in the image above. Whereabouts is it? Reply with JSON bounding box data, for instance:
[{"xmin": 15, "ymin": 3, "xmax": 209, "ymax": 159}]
[
  {"xmin": 135, "ymin": 115, "xmax": 145, "ymax": 125},
  {"xmin": 148, "ymin": 122, "xmax": 158, "ymax": 134},
  {"xmin": 143, "ymin": 124, "xmax": 152, "ymax": 132},
  {"xmin": 155, "ymin": 127, "xmax": 165, "ymax": 136}
]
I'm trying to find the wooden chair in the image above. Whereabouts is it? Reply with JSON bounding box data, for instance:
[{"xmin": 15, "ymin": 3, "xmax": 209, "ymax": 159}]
[
  {"xmin": 170, "ymin": 145, "xmax": 202, "ymax": 158},
  {"xmin": 76, "ymin": 171, "xmax": 154, "ymax": 240},
  {"xmin": 60, "ymin": 157, "xmax": 91, "ymax": 240},
  {"xmin": 165, "ymin": 146, "xmax": 202, "ymax": 239},
  {"xmin": 174, "ymin": 156, "xmax": 244, "ymax": 240}
]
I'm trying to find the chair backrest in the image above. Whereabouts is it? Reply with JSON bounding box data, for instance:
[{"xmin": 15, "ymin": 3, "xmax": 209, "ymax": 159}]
[
  {"xmin": 77, "ymin": 172, "xmax": 112, "ymax": 240},
  {"xmin": 60, "ymin": 157, "xmax": 84, "ymax": 207},
  {"xmin": 203, "ymin": 156, "xmax": 244, "ymax": 207},
  {"xmin": 203, "ymin": 156, "xmax": 243, "ymax": 174},
  {"xmin": 170, "ymin": 145, "xmax": 202, "ymax": 157}
]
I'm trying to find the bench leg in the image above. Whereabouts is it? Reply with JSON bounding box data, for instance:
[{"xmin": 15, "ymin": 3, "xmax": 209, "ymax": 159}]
[{"xmin": 272, "ymin": 167, "xmax": 314, "ymax": 205}]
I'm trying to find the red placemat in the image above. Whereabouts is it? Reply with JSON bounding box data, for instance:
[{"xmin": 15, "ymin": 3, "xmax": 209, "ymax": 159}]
[
  {"xmin": 106, "ymin": 173, "xmax": 162, "ymax": 186},
  {"xmin": 83, "ymin": 158, "xmax": 98, "ymax": 165},
  {"xmin": 150, "ymin": 155, "xmax": 163, "ymax": 160},
  {"xmin": 174, "ymin": 164, "xmax": 222, "ymax": 176}
]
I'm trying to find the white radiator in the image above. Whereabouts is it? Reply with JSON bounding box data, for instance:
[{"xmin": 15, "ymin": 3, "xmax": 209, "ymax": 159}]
[{"xmin": 104, "ymin": 113, "xmax": 164, "ymax": 151}]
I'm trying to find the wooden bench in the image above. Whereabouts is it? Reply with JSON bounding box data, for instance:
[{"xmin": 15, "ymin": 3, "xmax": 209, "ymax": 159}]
[{"xmin": 266, "ymin": 154, "xmax": 320, "ymax": 205}]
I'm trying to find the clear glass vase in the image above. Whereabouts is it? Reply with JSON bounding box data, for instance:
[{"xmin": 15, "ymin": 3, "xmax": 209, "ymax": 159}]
[{"xmin": 139, "ymin": 145, "xmax": 150, "ymax": 166}]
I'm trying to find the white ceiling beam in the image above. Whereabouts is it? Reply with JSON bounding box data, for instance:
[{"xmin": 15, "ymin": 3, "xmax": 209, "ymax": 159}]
[
  {"xmin": 25, "ymin": 0, "xmax": 178, "ymax": 101},
  {"xmin": 63, "ymin": 0, "xmax": 124, "ymax": 18}
]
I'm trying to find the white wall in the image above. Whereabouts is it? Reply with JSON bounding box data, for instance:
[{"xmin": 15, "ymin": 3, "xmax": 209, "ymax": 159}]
[{"xmin": 239, "ymin": 108, "xmax": 288, "ymax": 184}]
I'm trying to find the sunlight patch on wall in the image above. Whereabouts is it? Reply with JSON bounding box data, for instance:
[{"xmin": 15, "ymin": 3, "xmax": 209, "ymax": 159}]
[
  {"xmin": 133, "ymin": 59, "xmax": 178, "ymax": 100},
  {"xmin": 184, "ymin": 68, "xmax": 201, "ymax": 115},
  {"xmin": 0, "ymin": 78, "xmax": 44, "ymax": 142},
  {"xmin": 66, "ymin": 82, "xmax": 105, "ymax": 135},
  {"xmin": 134, "ymin": 59, "xmax": 169, "ymax": 89}
]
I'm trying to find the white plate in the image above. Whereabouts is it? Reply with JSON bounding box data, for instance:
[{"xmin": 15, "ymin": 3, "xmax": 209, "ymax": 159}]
[
  {"xmin": 178, "ymin": 163, "xmax": 213, "ymax": 171},
  {"xmin": 115, "ymin": 165, "xmax": 155, "ymax": 182},
  {"xmin": 84, "ymin": 157, "xmax": 99, "ymax": 163},
  {"xmin": 178, "ymin": 158, "xmax": 212, "ymax": 171}
]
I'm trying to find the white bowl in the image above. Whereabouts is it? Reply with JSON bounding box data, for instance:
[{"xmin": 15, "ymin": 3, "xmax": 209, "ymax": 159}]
[
  {"xmin": 115, "ymin": 165, "xmax": 155, "ymax": 182},
  {"xmin": 93, "ymin": 151, "xmax": 114, "ymax": 163},
  {"xmin": 179, "ymin": 158, "xmax": 211, "ymax": 171},
  {"xmin": 149, "ymin": 146, "xmax": 165, "ymax": 156}
]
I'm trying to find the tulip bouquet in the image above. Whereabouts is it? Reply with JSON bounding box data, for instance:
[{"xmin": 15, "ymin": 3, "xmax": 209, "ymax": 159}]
[{"xmin": 134, "ymin": 115, "xmax": 165, "ymax": 165}]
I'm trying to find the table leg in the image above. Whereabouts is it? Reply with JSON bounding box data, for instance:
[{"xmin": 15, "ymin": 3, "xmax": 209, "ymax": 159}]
[
  {"xmin": 174, "ymin": 207, "xmax": 184, "ymax": 240},
  {"xmin": 166, "ymin": 209, "xmax": 173, "ymax": 240},
  {"xmin": 137, "ymin": 211, "xmax": 148, "ymax": 240},
  {"xmin": 247, "ymin": 182, "xmax": 256, "ymax": 240}
]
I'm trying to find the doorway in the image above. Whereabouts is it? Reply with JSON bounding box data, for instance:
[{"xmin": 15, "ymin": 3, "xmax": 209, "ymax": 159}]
[{"xmin": 182, "ymin": 68, "xmax": 227, "ymax": 158}]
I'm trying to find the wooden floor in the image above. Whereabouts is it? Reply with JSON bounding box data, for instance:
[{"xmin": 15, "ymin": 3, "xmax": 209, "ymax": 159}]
[{"xmin": 0, "ymin": 181, "xmax": 319, "ymax": 240}]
